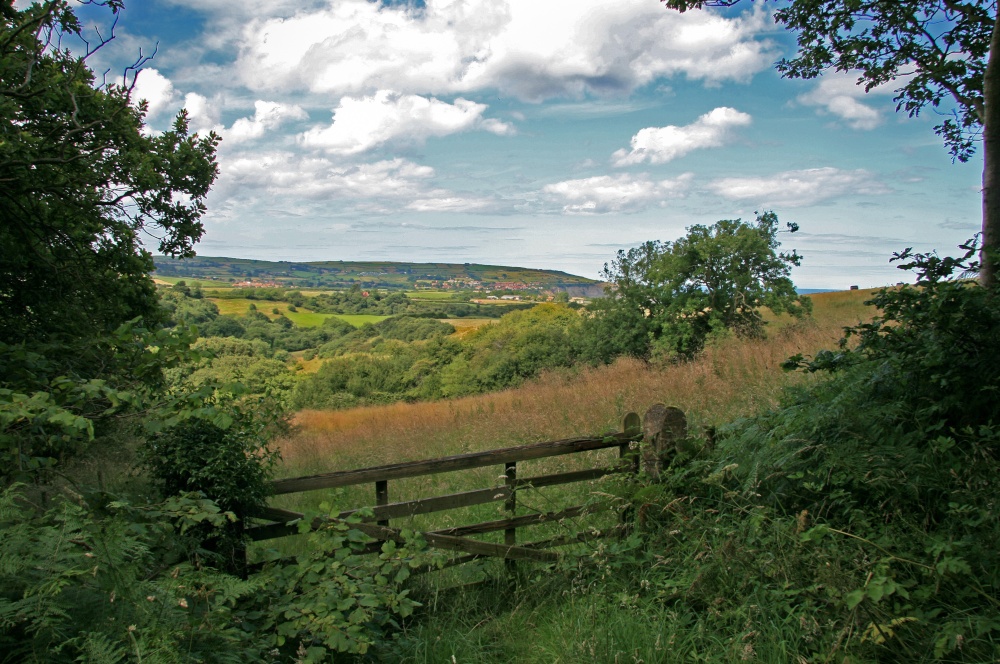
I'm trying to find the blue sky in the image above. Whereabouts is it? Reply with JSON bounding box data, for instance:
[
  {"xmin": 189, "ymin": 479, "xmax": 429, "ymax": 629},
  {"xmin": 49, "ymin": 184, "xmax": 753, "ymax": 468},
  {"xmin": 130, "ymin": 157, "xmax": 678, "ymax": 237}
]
[{"xmin": 64, "ymin": 0, "xmax": 983, "ymax": 288}]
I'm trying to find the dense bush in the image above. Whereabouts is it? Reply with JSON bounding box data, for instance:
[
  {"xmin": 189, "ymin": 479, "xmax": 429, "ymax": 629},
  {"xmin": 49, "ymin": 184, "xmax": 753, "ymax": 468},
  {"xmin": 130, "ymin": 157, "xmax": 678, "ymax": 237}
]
[
  {"xmin": 294, "ymin": 305, "xmax": 583, "ymax": 409},
  {"xmin": 438, "ymin": 304, "xmax": 583, "ymax": 396},
  {"xmin": 615, "ymin": 241, "xmax": 1000, "ymax": 661},
  {"xmin": 0, "ymin": 487, "xmax": 263, "ymax": 663},
  {"xmin": 582, "ymin": 212, "xmax": 811, "ymax": 361}
]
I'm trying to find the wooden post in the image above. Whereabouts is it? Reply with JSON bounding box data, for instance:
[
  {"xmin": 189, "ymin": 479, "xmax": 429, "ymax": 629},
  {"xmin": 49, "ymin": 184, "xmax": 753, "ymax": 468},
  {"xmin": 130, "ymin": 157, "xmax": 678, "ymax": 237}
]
[
  {"xmin": 621, "ymin": 412, "xmax": 641, "ymax": 473},
  {"xmin": 504, "ymin": 461, "xmax": 517, "ymax": 571},
  {"xmin": 620, "ymin": 412, "xmax": 641, "ymax": 530},
  {"xmin": 375, "ymin": 480, "xmax": 389, "ymax": 527},
  {"xmin": 642, "ymin": 404, "xmax": 687, "ymax": 479}
]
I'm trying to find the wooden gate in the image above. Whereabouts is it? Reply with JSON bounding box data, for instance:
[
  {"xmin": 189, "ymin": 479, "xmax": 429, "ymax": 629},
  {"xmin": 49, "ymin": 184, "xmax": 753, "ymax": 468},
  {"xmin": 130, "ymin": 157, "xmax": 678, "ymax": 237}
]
[{"xmin": 247, "ymin": 405, "xmax": 687, "ymax": 564}]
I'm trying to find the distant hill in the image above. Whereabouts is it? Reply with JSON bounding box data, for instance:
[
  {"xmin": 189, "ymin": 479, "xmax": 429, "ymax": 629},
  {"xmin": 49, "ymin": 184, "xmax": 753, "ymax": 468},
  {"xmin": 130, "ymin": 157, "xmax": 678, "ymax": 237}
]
[{"xmin": 153, "ymin": 256, "xmax": 600, "ymax": 292}]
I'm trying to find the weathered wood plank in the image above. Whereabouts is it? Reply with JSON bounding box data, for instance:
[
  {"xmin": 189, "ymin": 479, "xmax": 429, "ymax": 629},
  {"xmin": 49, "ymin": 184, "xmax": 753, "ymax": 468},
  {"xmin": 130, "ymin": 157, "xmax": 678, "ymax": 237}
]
[
  {"xmin": 270, "ymin": 432, "xmax": 636, "ymax": 495},
  {"xmin": 346, "ymin": 486, "xmax": 509, "ymax": 521},
  {"xmin": 348, "ymin": 521, "xmax": 560, "ymax": 562},
  {"xmin": 249, "ymin": 468, "xmax": 626, "ymax": 541},
  {"xmin": 429, "ymin": 504, "xmax": 596, "ymax": 537},
  {"xmin": 248, "ymin": 510, "xmax": 559, "ymax": 561},
  {"xmin": 514, "ymin": 466, "xmax": 622, "ymax": 490}
]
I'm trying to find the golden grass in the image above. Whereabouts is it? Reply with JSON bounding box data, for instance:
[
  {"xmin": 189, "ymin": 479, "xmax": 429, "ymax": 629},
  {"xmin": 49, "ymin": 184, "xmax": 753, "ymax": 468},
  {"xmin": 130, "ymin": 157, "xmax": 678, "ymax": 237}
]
[
  {"xmin": 280, "ymin": 289, "xmax": 874, "ymax": 472},
  {"xmin": 279, "ymin": 321, "xmax": 848, "ymax": 474},
  {"xmin": 256, "ymin": 289, "xmax": 876, "ymax": 557},
  {"xmin": 440, "ymin": 317, "xmax": 495, "ymax": 338}
]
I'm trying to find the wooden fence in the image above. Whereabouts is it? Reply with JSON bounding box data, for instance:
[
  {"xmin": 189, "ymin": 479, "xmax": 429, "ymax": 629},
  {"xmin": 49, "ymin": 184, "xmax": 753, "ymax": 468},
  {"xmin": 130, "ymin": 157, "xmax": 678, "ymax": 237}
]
[{"xmin": 247, "ymin": 404, "xmax": 688, "ymax": 565}]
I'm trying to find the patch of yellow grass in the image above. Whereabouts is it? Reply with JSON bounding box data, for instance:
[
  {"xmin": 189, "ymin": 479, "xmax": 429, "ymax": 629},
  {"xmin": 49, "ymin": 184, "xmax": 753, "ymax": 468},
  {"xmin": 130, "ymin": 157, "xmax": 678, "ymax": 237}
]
[
  {"xmin": 260, "ymin": 289, "xmax": 876, "ymax": 547},
  {"xmin": 279, "ymin": 290, "xmax": 873, "ymax": 475},
  {"xmin": 442, "ymin": 318, "xmax": 495, "ymax": 338}
]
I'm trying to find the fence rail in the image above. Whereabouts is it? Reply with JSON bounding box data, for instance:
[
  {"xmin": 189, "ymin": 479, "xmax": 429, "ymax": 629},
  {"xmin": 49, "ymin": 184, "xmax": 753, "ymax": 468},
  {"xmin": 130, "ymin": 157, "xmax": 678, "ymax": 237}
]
[{"xmin": 248, "ymin": 405, "xmax": 688, "ymax": 564}]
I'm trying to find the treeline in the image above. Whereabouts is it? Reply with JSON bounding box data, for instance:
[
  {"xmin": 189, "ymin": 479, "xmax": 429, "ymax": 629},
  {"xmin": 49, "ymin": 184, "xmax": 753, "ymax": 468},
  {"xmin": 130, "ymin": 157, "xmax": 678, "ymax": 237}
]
[
  {"xmin": 198, "ymin": 282, "xmax": 535, "ymax": 318},
  {"xmin": 159, "ymin": 214, "xmax": 815, "ymax": 413},
  {"xmin": 293, "ymin": 304, "xmax": 582, "ymax": 409},
  {"xmin": 161, "ymin": 282, "xmax": 586, "ymax": 409}
]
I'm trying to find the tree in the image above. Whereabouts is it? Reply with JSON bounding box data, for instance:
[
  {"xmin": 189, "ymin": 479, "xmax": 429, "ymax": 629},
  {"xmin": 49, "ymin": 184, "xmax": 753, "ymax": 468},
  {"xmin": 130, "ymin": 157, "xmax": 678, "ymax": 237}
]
[
  {"xmin": 663, "ymin": 0, "xmax": 1000, "ymax": 287},
  {"xmin": 0, "ymin": 1, "xmax": 220, "ymax": 476},
  {"xmin": 0, "ymin": 1, "xmax": 220, "ymax": 355},
  {"xmin": 584, "ymin": 212, "xmax": 811, "ymax": 360}
]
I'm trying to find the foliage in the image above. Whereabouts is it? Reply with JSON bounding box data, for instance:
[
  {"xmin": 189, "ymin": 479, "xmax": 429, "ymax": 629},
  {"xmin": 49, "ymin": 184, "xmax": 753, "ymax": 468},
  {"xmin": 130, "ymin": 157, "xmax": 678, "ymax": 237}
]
[
  {"xmin": 141, "ymin": 398, "xmax": 282, "ymax": 573},
  {"xmin": 585, "ymin": 212, "xmax": 811, "ymax": 361},
  {"xmin": 293, "ymin": 304, "xmax": 584, "ymax": 409},
  {"xmin": 606, "ymin": 240, "xmax": 1000, "ymax": 661},
  {"xmin": 0, "ymin": 1, "xmax": 219, "ymax": 351},
  {"xmin": 0, "ymin": 322, "xmax": 204, "ymax": 484},
  {"xmin": 316, "ymin": 315, "xmax": 455, "ymax": 357},
  {"xmin": 438, "ymin": 304, "xmax": 583, "ymax": 397},
  {"xmin": 663, "ymin": 0, "xmax": 1000, "ymax": 284},
  {"xmin": 165, "ymin": 337, "xmax": 298, "ymax": 406},
  {"xmin": 252, "ymin": 511, "xmax": 441, "ymax": 660},
  {"xmin": 0, "ymin": 486, "xmax": 264, "ymax": 663},
  {"xmin": 785, "ymin": 238, "xmax": 999, "ymax": 432}
]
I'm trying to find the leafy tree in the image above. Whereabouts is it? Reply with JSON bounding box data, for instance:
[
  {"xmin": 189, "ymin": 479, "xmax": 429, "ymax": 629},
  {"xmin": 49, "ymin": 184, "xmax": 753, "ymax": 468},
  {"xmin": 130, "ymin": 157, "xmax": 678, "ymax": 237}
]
[
  {"xmin": 0, "ymin": 0, "xmax": 220, "ymax": 478},
  {"xmin": 586, "ymin": 212, "xmax": 810, "ymax": 360},
  {"xmin": 440, "ymin": 304, "xmax": 582, "ymax": 396},
  {"xmin": 0, "ymin": 1, "xmax": 220, "ymax": 354},
  {"xmin": 663, "ymin": 0, "xmax": 1000, "ymax": 287}
]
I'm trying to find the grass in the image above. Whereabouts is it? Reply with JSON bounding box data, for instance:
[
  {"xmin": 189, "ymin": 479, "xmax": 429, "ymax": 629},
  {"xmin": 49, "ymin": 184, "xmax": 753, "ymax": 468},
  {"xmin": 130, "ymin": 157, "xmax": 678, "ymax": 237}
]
[
  {"xmin": 278, "ymin": 291, "xmax": 869, "ymax": 475},
  {"xmin": 251, "ymin": 289, "xmax": 880, "ymax": 660},
  {"xmin": 259, "ymin": 290, "xmax": 872, "ymax": 555},
  {"xmin": 333, "ymin": 314, "xmax": 392, "ymax": 327},
  {"xmin": 439, "ymin": 317, "xmax": 495, "ymax": 337},
  {"xmin": 206, "ymin": 298, "xmax": 390, "ymax": 328},
  {"xmin": 405, "ymin": 291, "xmax": 464, "ymax": 301},
  {"xmin": 154, "ymin": 276, "xmax": 233, "ymax": 289}
]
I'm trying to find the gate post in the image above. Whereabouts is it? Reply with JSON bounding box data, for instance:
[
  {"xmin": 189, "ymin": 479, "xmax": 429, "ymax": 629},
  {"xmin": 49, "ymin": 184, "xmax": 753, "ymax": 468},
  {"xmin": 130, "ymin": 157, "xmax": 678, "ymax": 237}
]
[
  {"xmin": 641, "ymin": 404, "xmax": 687, "ymax": 480},
  {"xmin": 504, "ymin": 461, "xmax": 517, "ymax": 572},
  {"xmin": 621, "ymin": 412, "xmax": 641, "ymax": 474},
  {"xmin": 375, "ymin": 480, "xmax": 389, "ymax": 527}
]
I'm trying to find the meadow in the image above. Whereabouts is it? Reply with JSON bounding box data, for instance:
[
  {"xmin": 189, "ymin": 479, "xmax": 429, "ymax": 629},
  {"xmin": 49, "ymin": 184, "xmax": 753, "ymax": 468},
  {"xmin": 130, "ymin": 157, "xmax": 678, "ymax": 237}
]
[
  {"xmin": 257, "ymin": 290, "xmax": 874, "ymax": 567},
  {"xmin": 206, "ymin": 297, "xmax": 391, "ymax": 328},
  {"xmin": 240, "ymin": 289, "xmax": 890, "ymax": 661},
  {"xmin": 276, "ymin": 289, "xmax": 873, "ymax": 478}
]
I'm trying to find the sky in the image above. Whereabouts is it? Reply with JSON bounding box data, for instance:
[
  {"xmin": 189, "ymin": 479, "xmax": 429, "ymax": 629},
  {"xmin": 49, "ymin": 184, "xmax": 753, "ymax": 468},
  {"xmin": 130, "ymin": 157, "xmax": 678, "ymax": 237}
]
[{"xmin": 59, "ymin": 0, "xmax": 984, "ymax": 288}]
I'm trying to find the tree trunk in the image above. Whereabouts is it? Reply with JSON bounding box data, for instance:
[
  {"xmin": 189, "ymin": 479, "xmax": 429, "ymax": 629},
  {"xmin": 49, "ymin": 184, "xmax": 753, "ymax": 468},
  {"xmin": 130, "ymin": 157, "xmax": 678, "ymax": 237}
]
[{"xmin": 981, "ymin": 10, "xmax": 1000, "ymax": 289}]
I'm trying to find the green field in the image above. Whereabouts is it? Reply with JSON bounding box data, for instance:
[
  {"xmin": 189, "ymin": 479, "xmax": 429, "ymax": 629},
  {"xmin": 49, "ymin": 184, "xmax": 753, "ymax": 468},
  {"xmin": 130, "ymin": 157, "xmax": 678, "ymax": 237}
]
[
  {"xmin": 155, "ymin": 276, "xmax": 234, "ymax": 289},
  {"xmin": 404, "ymin": 290, "xmax": 464, "ymax": 301},
  {"xmin": 206, "ymin": 298, "xmax": 389, "ymax": 328}
]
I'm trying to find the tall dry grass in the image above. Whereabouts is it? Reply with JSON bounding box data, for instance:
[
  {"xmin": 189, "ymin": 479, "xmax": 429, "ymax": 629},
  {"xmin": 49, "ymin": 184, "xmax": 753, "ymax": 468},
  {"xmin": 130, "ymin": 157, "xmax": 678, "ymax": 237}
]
[
  {"xmin": 256, "ymin": 289, "xmax": 876, "ymax": 551},
  {"xmin": 277, "ymin": 289, "xmax": 873, "ymax": 477}
]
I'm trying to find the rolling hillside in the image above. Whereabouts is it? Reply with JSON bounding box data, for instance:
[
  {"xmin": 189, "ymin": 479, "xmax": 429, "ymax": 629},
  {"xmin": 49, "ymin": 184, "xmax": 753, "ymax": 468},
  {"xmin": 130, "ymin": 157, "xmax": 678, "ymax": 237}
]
[{"xmin": 153, "ymin": 255, "xmax": 602, "ymax": 293}]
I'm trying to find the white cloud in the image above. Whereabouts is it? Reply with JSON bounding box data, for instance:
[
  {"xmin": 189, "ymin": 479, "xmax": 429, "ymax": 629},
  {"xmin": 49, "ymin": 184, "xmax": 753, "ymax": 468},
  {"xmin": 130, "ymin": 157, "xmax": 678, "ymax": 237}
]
[
  {"xmin": 797, "ymin": 72, "xmax": 897, "ymax": 130},
  {"xmin": 406, "ymin": 197, "xmax": 494, "ymax": 213},
  {"xmin": 132, "ymin": 68, "xmax": 177, "ymax": 118},
  {"xmin": 300, "ymin": 91, "xmax": 514, "ymax": 155},
  {"xmin": 543, "ymin": 173, "xmax": 693, "ymax": 214},
  {"xmin": 612, "ymin": 107, "xmax": 752, "ymax": 166},
  {"xmin": 183, "ymin": 92, "xmax": 223, "ymax": 136},
  {"xmin": 235, "ymin": 0, "xmax": 776, "ymax": 101},
  {"xmin": 220, "ymin": 153, "xmax": 435, "ymax": 200},
  {"xmin": 214, "ymin": 150, "xmax": 503, "ymax": 215},
  {"xmin": 227, "ymin": 100, "xmax": 308, "ymax": 143},
  {"xmin": 708, "ymin": 167, "xmax": 889, "ymax": 207}
]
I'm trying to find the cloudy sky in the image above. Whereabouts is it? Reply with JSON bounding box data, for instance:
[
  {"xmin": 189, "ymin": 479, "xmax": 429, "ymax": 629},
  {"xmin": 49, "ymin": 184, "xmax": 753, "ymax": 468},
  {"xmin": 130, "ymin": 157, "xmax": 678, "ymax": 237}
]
[{"xmin": 69, "ymin": 0, "xmax": 982, "ymax": 288}]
